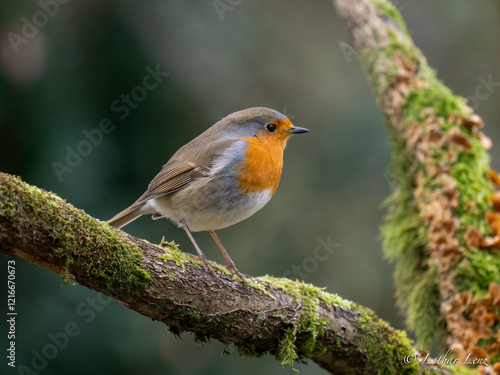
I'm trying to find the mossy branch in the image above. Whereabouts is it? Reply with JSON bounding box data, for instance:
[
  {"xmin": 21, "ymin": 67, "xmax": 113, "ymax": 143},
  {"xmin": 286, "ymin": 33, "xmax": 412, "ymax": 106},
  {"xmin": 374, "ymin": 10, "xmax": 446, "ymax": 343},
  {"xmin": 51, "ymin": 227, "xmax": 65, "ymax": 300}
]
[
  {"xmin": 0, "ymin": 172, "xmax": 461, "ymax": 374},
  {"xmin": 332, "ymin": 0, "xmax": 500, "ymax": 368}
]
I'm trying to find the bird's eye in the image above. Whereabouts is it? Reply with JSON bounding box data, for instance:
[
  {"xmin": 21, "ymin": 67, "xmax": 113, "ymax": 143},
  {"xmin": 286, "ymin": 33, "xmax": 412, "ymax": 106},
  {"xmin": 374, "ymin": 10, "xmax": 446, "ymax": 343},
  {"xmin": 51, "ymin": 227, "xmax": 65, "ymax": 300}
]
[{"xmin": 265, "ymin": 124, "xmax": 277, "ymax": 133}]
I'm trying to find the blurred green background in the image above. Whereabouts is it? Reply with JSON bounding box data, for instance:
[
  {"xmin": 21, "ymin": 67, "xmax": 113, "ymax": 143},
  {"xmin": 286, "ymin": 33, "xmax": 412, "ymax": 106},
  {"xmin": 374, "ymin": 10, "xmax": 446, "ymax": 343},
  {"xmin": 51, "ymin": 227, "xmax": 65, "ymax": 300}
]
[{"xmin": 1, "ymin": 1, "xmax": 499, "ymax": 374}]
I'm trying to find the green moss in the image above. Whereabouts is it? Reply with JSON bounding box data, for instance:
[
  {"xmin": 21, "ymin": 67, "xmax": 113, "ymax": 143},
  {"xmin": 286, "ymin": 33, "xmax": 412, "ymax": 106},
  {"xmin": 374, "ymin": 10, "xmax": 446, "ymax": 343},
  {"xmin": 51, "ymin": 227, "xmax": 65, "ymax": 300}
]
[
  {"xmin": 155, "ymin": 246, "xmax": 278, "ymax": 297},
  {"xmin": 382, "ymin": 141, "xmax": 441, "ymax": 349},
  {"xmin": 358, "ymin": 1, "xmax": 499, "ymax": 346},
  {"xmin": 380, "ymin": 47, "xmax": 498, "ymax": 348},
  {"xmin": 0, "ymin": 174, "xmax": 152, "ymax": 295},
  {"xmin": 402, "ymin": 85, "xmax": 466, "ymax": 123},
  {"xmin": 253, "ymin": 277, "xmax": 355, "ymax": 368},
  {"xmin": 154, "ymin": 239, "xmax": 282, "ymax": 297},
  {"xmin": 355, "ymin": 310, "xmax": 420, "ymax": 374},
  {"xmin": 384, "ymin": 186, "xmax": 440, "ymax": 347},
  {"xmin": 373, "ymin": 0, "xmax": 409, "ymax": 36},
  {"xmin": 186, "ymin": 308, "xmax": 200, "ymax": 320},
  {"xmin": 276, "ymin": 327, "xmax": 299, "ymax": 368},
  {"xmin": 453, "ymin": 135, "xmax": 494, "ymax": 238},
  {"xmin": 456, "ymin": 249, "xmax": 500, "ymax": 296},
  {"xmin": 258, "ymin": 275, "xmax": 353, "ymax": 311},
  {"xmin": 157, "ymin": 239, "xmax": 200, "ymax": 271},
  {"xmin": 236, "ymin": 338, "xmax": 268, "ymax": 358},
  {"xmin": 490, "ymin": 354, "xmax": 500, "ymax": 366},
  {"xmin": 444, "ymin": 366, "xmax": 481, "ymax": 375},
  {"xmin": 159, "ymin": 239, "xmax": 180, "ymax": 251},
  {"xmin": 451, "ymin": 133, "xmax": 497, "ymax": 302}
]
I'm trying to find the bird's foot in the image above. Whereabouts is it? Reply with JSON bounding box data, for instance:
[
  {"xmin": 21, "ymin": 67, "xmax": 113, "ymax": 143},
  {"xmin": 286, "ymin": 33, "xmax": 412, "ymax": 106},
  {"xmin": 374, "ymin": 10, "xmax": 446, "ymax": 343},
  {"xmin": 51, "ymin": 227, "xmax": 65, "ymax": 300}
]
[
  {"xmin": 225, "ymin": 263, "xmax": 249, "ymax": 288},
  {"xmin": 187, "ymin": 253, "xmax": 223, "ymax": 286}
]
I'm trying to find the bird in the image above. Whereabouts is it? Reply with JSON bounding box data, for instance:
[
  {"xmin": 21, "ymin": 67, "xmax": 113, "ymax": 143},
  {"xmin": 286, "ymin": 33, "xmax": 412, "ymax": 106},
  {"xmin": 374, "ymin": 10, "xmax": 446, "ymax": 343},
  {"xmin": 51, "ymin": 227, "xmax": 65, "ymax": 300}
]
[{"xmin": 107, "ymin": 107, "xmax": 309, "ymax": 287}]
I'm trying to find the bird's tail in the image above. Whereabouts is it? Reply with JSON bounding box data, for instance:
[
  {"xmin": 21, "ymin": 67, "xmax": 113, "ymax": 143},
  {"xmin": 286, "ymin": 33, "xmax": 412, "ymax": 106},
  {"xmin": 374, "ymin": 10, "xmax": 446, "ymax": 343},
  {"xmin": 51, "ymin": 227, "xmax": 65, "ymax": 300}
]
[{"xmin": 107, "ymin": 204, "xmax": 143, "ymax": 229}]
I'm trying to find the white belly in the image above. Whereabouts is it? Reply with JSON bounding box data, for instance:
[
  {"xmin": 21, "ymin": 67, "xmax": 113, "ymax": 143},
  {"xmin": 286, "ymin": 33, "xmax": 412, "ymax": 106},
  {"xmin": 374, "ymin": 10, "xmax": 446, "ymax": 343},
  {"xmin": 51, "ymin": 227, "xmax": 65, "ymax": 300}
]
[{"xmin": 149, "ymin": 189, "xmax": 272, "ymax": 232}]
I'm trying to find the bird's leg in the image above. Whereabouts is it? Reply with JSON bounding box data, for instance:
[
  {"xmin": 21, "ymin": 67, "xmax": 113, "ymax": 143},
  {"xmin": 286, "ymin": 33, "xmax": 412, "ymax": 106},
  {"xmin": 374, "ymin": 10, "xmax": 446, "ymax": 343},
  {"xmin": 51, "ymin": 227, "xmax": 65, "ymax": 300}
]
[
  {"xmin": 182, "ymin": 225, "xmax": 222, "ymax": 285},
  {"xmin": 209, "ymin": 230, "xmax": 248, "ymax": 287}
]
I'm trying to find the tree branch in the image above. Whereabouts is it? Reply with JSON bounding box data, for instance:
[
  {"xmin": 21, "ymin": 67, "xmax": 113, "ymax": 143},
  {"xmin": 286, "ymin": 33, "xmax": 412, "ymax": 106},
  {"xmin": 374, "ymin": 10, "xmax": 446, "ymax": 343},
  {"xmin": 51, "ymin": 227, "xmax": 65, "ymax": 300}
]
[
  {"xmin": 332, "ymin": 0, "xmax": 500, "ymax": 368},
  {"xmin": 1, "ymin": 172, "xmax": 452, "ymax": 374}
]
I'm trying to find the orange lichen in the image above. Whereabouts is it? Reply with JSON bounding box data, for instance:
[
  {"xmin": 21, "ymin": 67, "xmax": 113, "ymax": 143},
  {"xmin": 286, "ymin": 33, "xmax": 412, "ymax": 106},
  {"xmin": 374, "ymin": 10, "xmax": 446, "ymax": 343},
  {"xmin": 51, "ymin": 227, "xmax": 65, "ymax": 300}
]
[
  {"xmin": 374, "ymin": 31, "xmax": 498, "ymax": 365},
  {"xmin": 465, "ymin": 227, "xmax": 482, "ymax": 249},
  {"xmin": 490, "ymin": 191, "xmax": 500, "ymax": 212},
  {"xmin": 403, "ymin": 93, "xmax": 500, "ymax": 367},
  {"xmin": 443, "ymin": 283, "xmax": 500, "ymax": 368},
  {"xmin": 462, "ymin": 113, "xmax": 484, "ymax": 129},
  {"xmin": 463, "ymin": 209, "xmax": 500, "ymax": 250},
  {"xmin": 489, "ymin": 170, "xmax": 500, "ymax": 186},
  {"xmin": 450, "ymin": 127, "xmax": 473, "ymax": 150}
]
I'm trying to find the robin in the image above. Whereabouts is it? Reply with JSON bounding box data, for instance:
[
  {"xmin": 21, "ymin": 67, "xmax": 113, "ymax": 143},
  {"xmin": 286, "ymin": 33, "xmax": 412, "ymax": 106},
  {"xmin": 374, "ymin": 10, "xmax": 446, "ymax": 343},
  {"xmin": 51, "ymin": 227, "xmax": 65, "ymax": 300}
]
[{"xmin": 107, "ymin": 107, "xmax": 309, "ymax": 286}]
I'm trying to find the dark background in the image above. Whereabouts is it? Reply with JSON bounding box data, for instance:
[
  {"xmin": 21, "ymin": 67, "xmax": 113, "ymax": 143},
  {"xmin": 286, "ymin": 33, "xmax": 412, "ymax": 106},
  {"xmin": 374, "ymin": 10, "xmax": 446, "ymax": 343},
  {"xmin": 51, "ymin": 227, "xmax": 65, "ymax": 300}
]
[{"xmin": 1, "ymin": 1, "xmax": 499, "ymax": 374}]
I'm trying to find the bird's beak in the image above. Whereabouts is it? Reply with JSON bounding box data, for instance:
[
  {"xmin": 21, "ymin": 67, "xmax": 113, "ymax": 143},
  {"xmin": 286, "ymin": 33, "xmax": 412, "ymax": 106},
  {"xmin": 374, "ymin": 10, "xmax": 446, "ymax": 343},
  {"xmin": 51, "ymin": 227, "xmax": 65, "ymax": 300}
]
[{"xmin": 287, "ymin": 126, "xmax": 309, "ymax": 134}]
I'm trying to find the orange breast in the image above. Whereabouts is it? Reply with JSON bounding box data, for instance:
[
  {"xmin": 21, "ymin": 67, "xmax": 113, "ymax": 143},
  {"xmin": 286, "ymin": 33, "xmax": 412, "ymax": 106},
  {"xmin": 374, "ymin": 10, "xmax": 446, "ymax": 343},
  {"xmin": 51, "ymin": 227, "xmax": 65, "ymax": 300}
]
[{"xmin": 237, "ymin": 132, "xmax": 289, "ymax": 196}]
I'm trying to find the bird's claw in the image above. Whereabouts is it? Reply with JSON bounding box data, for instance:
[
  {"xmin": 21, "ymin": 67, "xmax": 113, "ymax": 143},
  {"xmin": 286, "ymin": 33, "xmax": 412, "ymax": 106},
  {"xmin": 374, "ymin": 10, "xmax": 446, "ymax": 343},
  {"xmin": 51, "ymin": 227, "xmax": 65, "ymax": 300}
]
[
  {"xmin": 187, "ymin": 253, "xmax": 223, "ymax": 286},
  {"xmin": 225, "ymin": 263, "xmax": 249, "ymax": 288},
  {"xmin": 187, "ymin": 254, "xmax": 248, "ymax": 288}
]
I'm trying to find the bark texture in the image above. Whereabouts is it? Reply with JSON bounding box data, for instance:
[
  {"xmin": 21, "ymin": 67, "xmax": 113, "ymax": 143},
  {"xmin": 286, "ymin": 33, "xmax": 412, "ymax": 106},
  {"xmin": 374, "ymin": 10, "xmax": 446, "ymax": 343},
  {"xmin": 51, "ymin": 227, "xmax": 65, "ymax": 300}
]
[
  {"xmin": 332, "ymin": 0, "xmax": 500, "ymax": 371},
  {"xmin": 1, "ymin": 172, "xmax": 452, "ymax": 374}
]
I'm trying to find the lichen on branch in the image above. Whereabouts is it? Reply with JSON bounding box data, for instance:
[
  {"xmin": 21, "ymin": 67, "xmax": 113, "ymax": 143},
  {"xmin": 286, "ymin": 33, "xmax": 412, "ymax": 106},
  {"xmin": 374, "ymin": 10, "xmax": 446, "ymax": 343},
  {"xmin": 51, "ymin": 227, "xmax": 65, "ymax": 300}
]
[
  {"xmin": 0, "ymin": 172, "xmax": 443, "ymax": 374},
  {"xmin": 332, "ymin": 0, "xmax": 500, "ymax": 369}
]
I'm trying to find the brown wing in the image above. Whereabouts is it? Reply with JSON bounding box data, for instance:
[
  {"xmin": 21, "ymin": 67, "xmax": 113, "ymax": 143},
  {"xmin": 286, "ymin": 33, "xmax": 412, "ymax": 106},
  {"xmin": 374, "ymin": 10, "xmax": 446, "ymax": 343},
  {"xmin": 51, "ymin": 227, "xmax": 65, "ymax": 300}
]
[
  {"xmin": 107, "ymin": 160, "xmax": 202, "ymax": 228},
  {"xmin": 135, "ymin": 137, "xmax": 237, "ymax": 204},
  {"xmin": 135, "ymin": 159, "xmax": 206, "ymax": 204},
  {"xmin": 107, "ymin": 137, "xmax": 237, "ymax": 228}
]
